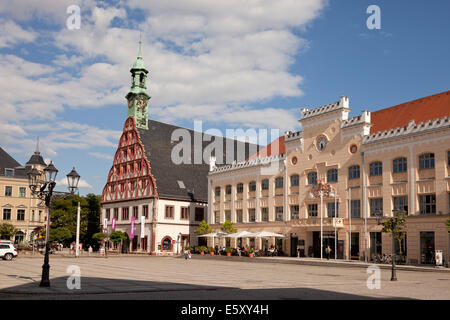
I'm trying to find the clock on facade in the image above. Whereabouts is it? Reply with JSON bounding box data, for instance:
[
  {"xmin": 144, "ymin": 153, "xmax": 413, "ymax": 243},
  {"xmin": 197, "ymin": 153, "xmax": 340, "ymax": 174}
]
[{"xmin": 316, "ymin": 137, "xmax": 327, "ymax": 151}]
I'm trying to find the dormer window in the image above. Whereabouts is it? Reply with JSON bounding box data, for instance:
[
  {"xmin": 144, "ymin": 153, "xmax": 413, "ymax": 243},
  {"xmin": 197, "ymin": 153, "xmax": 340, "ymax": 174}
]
[{"xmin": 5, "ymin": 169, "xmax": 13, "ymax": 177}]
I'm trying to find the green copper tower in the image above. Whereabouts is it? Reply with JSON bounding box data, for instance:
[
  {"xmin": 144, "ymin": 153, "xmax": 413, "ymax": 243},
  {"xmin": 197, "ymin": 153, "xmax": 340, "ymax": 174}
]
[{"xmin": 126, "ymin": 37, "xmax": 150, "ymax": 129}]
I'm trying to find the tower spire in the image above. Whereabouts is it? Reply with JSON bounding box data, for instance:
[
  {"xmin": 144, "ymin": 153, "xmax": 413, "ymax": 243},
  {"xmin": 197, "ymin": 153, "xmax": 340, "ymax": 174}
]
[
  {"xmin": 35, "ymin": 137, "xmax": 40, "ymax": 154},
  {"xmin": 138, "ymin": 31, "xmax": 142, "ymax": 58}
]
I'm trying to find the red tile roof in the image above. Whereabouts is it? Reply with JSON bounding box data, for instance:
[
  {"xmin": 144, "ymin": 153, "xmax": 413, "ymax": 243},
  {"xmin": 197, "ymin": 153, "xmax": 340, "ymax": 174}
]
[
  {"xmin": 370, "ymin": 90, "xmax": 450, "ymax": 134},
  {"xmin": 248, "ymin": 136, "xmax": 286, "ymax": 160},
  {"xmin": 248, "ymin": 90, "xmax": 450, "ymax": 161}
]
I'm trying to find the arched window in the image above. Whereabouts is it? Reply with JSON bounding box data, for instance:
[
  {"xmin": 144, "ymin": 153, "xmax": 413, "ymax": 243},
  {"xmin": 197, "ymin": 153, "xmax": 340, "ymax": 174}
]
[
  {"xmin": 348, "ymin": 165, "xmax": 360, "ymax": 179},
  {"xmin": 290, "ymin": 174, "xmax": 299, "ymax": 187},
  {"xmin": 419, "ymin": 153, "xmax": 435, "ymax": 169},
  {"xmin": 307, "ymin": 172, "xmax": 317, "ymax": 185},
  {"xmin": 369, "ymin": 161, "xmax": 383, "ymax": 176},
  {"xmin": 393, "ymin": 157, "xmax": 407, "ymax": 173},
  {"xmin": 327, "ymin": 169, "xmax": 338, "ymax": 183},
  {"xmin": 162, "ymin": 237, "xmax": 172, "ymax": 251}
]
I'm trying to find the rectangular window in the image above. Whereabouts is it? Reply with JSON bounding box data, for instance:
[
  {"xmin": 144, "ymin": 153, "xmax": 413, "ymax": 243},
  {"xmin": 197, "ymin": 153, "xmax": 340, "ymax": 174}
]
[
  {"xmin": 38, "ymin": 210, "xmax": 42, "ymax": 222},
  {"xmin": 393, "ymin": 196, "xmax": 408, "ymax": 215},
  {"xmin": 248, "ymin": 209, "xmax": 256, "ymax": 222},
  {"xmin": 181, "ymin": 207, "xmax": 189, "ymax": 220},
  {"xmin": 275, "ymin": 207, "xmax": 284, "ymax": 221},
  {"xmin": 351, "ymin": 200, "xmax": 361, "ymax": 218},
  {"xmin": 419, "ymin": 194, "xmax": 436, "ymax": 215},
  {"xmin": 290, "ymin": 205, "xmax": 299, "ymax": 219},
  {"xmin": 236, "ymin": 183, "xmax": 243, "ymax": 193},
  {"xmin": 307, "ymin": 172, "xmax": 317, "ymax": 185},
  {"xmin": 349, "ymin": 166, "xmax": 360, "ymax": 179},
  {"xmin": 308, "ymin": 204, "xmax": 318, "ymax": 217},
  {"xmin": 215, "ymin": 187, "xmax": 221, "ymax": 197},
  {"xmin": 369, "ymin": 162, "xmax": 383, "ymax": 176},
  {"xmin": 214, "ymin": 211, "xmax": 220, "ymax": 224},
  {"xmin": 327, "ymin": 202, "xmax": 339, "ymax": 218},
  {"xmin": 393, "ymin": 158, "xmax": 407, "ymax": 173},
  {"xmin": 114, "ymin": 208, "xmax": 119, "ymax": 220},
  {"xmin": 419, "ymin": 153, "xmax": 435, "ymax": 170},
  {"xmin": 226, "ymin": 185, "xmax": 232, "ymax": 195},
  {"xmin": 143, "ymin": 205, "xmax": 149, "ymax": 218},
  {"xmin": 249, "ymin": 181, "xmax": 257, "ymax": 192},
  {"xmin": 19, "ymin": 187, "xmax": 26, "ymax": 198},
  {"xmin": 261, "ymin": 208, "xmax": 269, "ymax": 221},
  {"xmin": 327, "ymin": 169, "xmax": 338, "ymax": 183},
  {"xmin": 448, "ymin": 151, "xmax": 450, "ymax": 166},
  {"xmin": 369, "ymin": 198, "xmax": 383, "ymax": 217},
  {"xmin": 290, "ymin": 175, "xmax": 299, "ymax": 187},
  {"xmin": 106, "ymin": 209, "xmax": 111, "ymax": 220},
  {"xmin": 133, "ymin": 206, "xmax": 139, "ymax": 218},
  {"xmin": 5, "ymin": 169, "xmax": 13, "ymax": 177},
  {"xmin": 122, "ymin": 207, "xmax": 129, "ymax": 220},
  {"xmin": 225, "ymin": 210, "xmax": 231, "ymax": 222},
  {"xmin": 236, "ymin": 210, "xmax": 243, "ymax": 223},
  {"xmin": 165, "ymin": 206, "xmax": 174, "ymax": 219},
  {"xmin": 195, "ymin": 207, "xmax": 204, "ymax": 221},
  {"xmin": 3, "ymin": 209, "xmax": 11, "ymax": 220},
  {"xmin": 275, "ymin": 177, "xmax": 283, "ymax": 189},
  {"xmin": 261, "ymin": 179, "xmax": 269, "ymax": 190},
  {"xmin": 5, "ymin": 186, "xmax": 12, "ymax": 197},
  {"xmin": 17, "ymin": 209, "xmax": 25, "ymax": 221}
]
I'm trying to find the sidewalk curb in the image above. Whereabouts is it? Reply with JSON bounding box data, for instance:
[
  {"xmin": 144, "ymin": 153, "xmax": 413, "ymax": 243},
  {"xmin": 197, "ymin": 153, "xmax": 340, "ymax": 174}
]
[{"xmin": 186, "ymin": 255, "xmax": 450, "ymax": 273}]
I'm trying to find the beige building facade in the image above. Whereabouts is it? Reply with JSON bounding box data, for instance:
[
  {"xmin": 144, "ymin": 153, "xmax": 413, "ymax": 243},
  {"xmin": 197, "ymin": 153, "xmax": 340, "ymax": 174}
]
[
  {"xmin": 0, "ymin": 146, "xmax": 46, "ymax": 243},
  {"xmin": 208, "ymin": 91, "xmax": 450, "ymax": 265}
]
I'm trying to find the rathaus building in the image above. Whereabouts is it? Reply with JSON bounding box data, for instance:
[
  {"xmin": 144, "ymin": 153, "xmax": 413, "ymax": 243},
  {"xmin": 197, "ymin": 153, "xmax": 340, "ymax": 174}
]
[{"xmin": 208, "ymin": 91, "xmax": 450, "ymax": 265}]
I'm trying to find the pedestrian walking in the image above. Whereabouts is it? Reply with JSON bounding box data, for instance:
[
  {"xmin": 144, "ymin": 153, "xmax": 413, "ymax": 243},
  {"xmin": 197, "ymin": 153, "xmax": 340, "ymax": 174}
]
[{"xmin": 325, "ymin": 245, "xmax": 331, "ymax": 260}]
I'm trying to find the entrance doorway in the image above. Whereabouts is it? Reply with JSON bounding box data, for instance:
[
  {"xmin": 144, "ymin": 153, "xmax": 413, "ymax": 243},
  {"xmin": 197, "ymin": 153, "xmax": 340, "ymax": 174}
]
[
  {"xmin": 420, "ymin": 232, "xmax": 435, "ymax": 264},
  {"xmin": 370, "ymin": 232, "xmax": 382, "ymax": 260},
  {"xmin": 290, "ymin": 235, "xmax": 298, "ymax": 257},
  {"xmin": 312, "ymin": 231, "xmax": 336, "ymax": 258},
  {"xmin": 351, "ymin": 232, "xmax": 359, "ymax": 260}
]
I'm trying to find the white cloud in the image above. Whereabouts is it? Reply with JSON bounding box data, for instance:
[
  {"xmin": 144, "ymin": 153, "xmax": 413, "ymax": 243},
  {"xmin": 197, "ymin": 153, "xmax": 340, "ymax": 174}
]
[
  {"xmin": 0, "ymin": 19, "xmax": 37, "ymax": 48},
  {"xmin": 56, "ymin": 177, "xmax": 92, "ymax": 189}
]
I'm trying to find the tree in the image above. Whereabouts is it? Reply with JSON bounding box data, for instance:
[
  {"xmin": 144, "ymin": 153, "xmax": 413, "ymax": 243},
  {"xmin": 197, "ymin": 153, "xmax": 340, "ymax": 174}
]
[
  {"xmin": 83, "ymin": 194, "xmax": 101, "ymax": 249},
  {"xmin": 381, "ymin": 210, "xmax": 407, "ymax": 281},
  {"xmin": 194, "ymin": 220, "xmax": 213, "ymax": 235},
  {"xmin": 221, "ymin": 220, "xmax": 237, "ymax": 234},
  {"xmin": 0, "ymin": 223, "xmax": 18, "ymax": 240},
  {"xmin": 446, "ymin": 218, "xmax": 450, "ymax": 233},
  {"xmin": 49, "ymin": 227, "xmax": 72, "ymax": 245},
  {"xmin": 110, "ymin": 230, "xmax": 127, "ymax": 243}
]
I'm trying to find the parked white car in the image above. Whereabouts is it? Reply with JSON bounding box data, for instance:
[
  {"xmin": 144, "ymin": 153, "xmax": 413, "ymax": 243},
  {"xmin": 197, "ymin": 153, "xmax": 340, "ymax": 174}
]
[{"xmin": 0, "ymin": 240, "xmax": 18, "ymax": 260}]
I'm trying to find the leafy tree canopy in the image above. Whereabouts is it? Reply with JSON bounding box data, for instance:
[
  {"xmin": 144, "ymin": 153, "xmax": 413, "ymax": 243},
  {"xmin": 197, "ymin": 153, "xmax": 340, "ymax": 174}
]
[
  {"xmin": 110, "ymin": 230, "xmax": 127, "ymax": 243},
  {"xmin": 194, "ymin": 220, "xmax": 213, "ymax": 235},
  {"xmin": 0, "ymin": 223, "xmax": 18, "ymax": 240},
  {"xmin": 49, "ymin": 227, "xmax": 72, "ymax": 244},
  {"xmin": 221, "ymin": 220, "xmax": 237, "ymax": 233}
]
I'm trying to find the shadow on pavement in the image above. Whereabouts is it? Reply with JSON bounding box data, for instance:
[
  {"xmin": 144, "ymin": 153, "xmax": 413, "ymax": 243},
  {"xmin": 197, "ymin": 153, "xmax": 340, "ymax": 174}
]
[{"xmin": 0, "ymin": 276, "xmax": 413, "ymax": 300}]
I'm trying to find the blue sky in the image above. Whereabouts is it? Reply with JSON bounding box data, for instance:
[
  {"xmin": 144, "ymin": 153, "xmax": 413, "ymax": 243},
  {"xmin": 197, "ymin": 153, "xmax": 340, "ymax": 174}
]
[{"xmin": 0, "ymin": 0, "xmax": 449, "ymax": 195}]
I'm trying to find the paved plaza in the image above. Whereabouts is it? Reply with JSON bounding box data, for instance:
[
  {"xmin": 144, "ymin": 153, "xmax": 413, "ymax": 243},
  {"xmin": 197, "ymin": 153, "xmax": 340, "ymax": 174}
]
[{"xmin": 0, "ymin": 255, "xmax": 449, "ymax": 300}]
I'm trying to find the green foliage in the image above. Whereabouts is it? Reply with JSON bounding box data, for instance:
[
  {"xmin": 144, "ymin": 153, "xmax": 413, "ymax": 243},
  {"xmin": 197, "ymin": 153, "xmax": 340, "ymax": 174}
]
[
  {"xmin": 194, "ymin": 220, "xmax": 213, "ymax": 235},
  {"xmin": 225, "ymin": 247, "xmax": 233, "ymax": 253},
  {"xmin": 92, "ymin": 232, "xmax": 107, "ymax": 243},
  {"xmin": 446, "ymin": 218, "xmax": 450, "ymax": 234},
  {"xmin": 198, "ymin": 246, "xmax": 206, "ymax": 252},
  {"xmin": 0, "ymin": 223, "xmax": 18, "ymax": 240},
  {"xmin": 49, "ymin": 227, "xmax": 72, "ymax": 244},
  {"xmin": 221, "ymin": 220, "xmax": 237, "ymax": 234},
  {"xmin": 110, "ymin": 230, "xmax": 127, "ymax": 243},
  {"xmin": 208, "ymin": 247, "xmax": 215, "ymax": 253},
  {"xmin": 184, "ymin": 246, "xmax": 191, "ymax": 251},
  {"xmin": 381, "ymin": 211, "xmax": 407, "ymax": 256},
  {"xmin": 248, "ymin": 248, "xmax": 255, "ymax": 254},
  {"xmin": 48, "ymin": 193, "xmax": 101, "ymax": 248}
]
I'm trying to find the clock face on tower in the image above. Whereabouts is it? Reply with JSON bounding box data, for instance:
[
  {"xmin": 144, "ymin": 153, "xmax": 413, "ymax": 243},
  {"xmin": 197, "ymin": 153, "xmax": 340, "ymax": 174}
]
[{"xmin": 317, "ymin": 137, "xmax": 327, "ymax": 151}]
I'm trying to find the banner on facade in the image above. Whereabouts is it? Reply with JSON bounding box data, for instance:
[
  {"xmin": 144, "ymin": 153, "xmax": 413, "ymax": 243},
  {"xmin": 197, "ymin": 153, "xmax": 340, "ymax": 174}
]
[
  {"xmin": 141, "ymin": 215, "xmax": 145, "ymax": 238},
  {"xmin": 131, "ymin": 216, "xmax": 135, "ymax": 239},
  {"xmin": 112, "ymin": 218, "xmax": 116, "ymax": 231},
  {"xmin": 103, "ymin": 218, "xmax": 108, "ymax": 234}
]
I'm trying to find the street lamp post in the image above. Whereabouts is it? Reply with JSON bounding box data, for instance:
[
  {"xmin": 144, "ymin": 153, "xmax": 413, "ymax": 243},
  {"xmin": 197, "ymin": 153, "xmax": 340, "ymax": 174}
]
[
  {"xmin": 310, "ymin": 180, "xmax": 331, "ymax": 260},
  {"xmin": 330, "ymin": 188, "xmax": 338, "ymax": 260},
  {"xmin": 27, "ymin": 163, "xmax": 80, "ymax": 287}
]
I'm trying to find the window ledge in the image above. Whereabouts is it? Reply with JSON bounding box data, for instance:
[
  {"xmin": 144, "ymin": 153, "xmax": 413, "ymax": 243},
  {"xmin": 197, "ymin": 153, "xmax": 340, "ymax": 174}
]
[
  {"xmin": 417, "ymin": 178, "xmax": 435, "ymax": 182},
  {"xmin": 391, "ymin": 181, "xmax": 407, "ymax": 184}
]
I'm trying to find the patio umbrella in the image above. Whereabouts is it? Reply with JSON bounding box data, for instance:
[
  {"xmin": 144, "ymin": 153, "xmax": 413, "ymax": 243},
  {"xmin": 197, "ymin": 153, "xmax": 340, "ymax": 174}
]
[
  {"xmin": 196, "ymin": 232, "xmax": 228, "ymax": 238},
  {"xmin": 226, "ymin": 231, "xmax": 257, "ymax": 238},
  {"xmin": 253, "ymin": 231, "xmax": 286, "ymax": 238}
]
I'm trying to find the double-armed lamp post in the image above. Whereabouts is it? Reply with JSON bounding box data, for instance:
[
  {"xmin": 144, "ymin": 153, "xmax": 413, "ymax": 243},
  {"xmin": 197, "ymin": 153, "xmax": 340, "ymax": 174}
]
[
  {"xmin": 309, "ymin": 179, "xmax": 332, "ymax": 260},
  {"xmin": 27, "ymin": 163, "xmax": 80, "ymax": 287}
]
